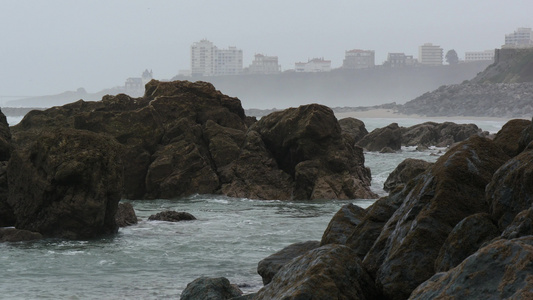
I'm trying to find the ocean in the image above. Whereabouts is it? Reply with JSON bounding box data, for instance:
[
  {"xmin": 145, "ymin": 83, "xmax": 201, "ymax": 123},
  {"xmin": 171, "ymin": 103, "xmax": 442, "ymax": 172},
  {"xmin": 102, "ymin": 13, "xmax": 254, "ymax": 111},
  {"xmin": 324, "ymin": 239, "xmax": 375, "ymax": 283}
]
[{"xmin": 0, "ymin": 118, "xmax": 507, "ymax": 299}]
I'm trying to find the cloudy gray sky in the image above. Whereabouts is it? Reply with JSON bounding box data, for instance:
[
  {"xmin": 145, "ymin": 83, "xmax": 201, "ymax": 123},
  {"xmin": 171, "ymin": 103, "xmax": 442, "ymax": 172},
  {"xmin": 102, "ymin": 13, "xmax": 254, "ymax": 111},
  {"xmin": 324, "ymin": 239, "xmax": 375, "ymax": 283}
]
[{"xmin": 1, "ymin": 0, "xmax": 531, "ymax": 98}]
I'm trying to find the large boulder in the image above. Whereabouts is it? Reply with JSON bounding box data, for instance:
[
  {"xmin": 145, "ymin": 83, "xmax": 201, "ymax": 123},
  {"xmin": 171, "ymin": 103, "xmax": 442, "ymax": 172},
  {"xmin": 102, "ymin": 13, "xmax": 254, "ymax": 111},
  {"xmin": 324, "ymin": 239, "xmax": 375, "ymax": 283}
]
[
  {"xmin": 401, "ymin": 122, "xmax": 484, "ymax": 147},
  {"xmin": 363, "ymin": 136, "xmax": 509, "ymax": 300},
  {"xmin": 180, "ymin": 277, "xmax": 242, "ymax": 300},
  {"xmin": 486, "ymin": 149, "xmax": 533, "ymax": 230},
  {"xmin": 0, "ymin": 109, "xmax": 13, "ymax": 227},
  {"xmin": 434, "ymin": 213, "xmax": 500, "ymax": 272},
  {"xmin": 320, "ymin": 203, "xmax": 366, "ymax": 246},
  {"xmin": 501, "ymin": 207, "xmax": 533, "ymax": 239},
  {"xmin": 492, "ymin": 118, "xmax": 531, "ymax": 157},
  {"xmin": 383, "ymin": 158, "xmax": 433, "ymax": 192},
  {"xmin": 115, "ymin": 203, "xmax": 138, "ymax": 227},
  {"xmin": 7, "ymin": 128, "xmax": 123, "ymax": 239},
  {"xmin": 257, "ymin": 240, "xmax": 320, "ymax": 285},
  {"xmin": 357, "ymin": 122, "xmax": 402, "ymax": 152},
  {"xmin": 255, "ymin": 244, "xmax": 379, "ymax": 300},
  {"xmin": 148, "ymin": 211, "xmax": 196, "ymax": 222},
  {"xmin": 0, "ymin": 228, "xmax": 42, "ymax": 242},
  {"xmin": 338, "ymin": 117, "xmax": 368, "ymax": 144},
  {"xmin": 409, "ymin": 237, "xmax": 533, "ymax": 300}
]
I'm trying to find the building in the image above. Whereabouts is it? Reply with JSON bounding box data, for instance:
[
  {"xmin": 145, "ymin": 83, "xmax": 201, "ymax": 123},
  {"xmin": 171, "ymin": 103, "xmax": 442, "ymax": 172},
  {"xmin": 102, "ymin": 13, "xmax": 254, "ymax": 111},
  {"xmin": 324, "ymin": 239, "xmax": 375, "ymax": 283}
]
[
  {"xmin": 465, "ymin": 50, "xmax": 495, "ymax": 62},
  {"xmin": 125, "ymin": 69, "xmax": 153, "ymax": 96},
  {"xmin": 419, "ymin": 43, "xmax": 443, "ymax": 66},
  {"xmin": 247, "ymin": 54, "xmax": 281, "ymax": 74},
  {"xmin": 504, "ymin": 27, "xmax": 533, "ymax": 48},
  {"xmin": 342, "ymin": 49, "xmax": 375, "ymax": 69},
  {"xmin": 295, "ymin": 58, "xmax": 331, "ymax": 72},
  {"xmin": 191, "ymin": 39, "xmax": 243, "ymax": 76},
  {"xmin": 385, "ymin": 53, "xmax": 417, "ymax": 67}
]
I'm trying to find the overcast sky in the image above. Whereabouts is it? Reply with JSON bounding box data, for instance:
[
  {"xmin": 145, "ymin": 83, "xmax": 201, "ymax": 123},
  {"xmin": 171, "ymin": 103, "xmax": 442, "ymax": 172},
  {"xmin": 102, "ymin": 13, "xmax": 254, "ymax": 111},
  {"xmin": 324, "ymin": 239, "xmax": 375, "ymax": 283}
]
[{"xmin": 1, "ymin": 0, "xmax": 531, "ymax": 99}]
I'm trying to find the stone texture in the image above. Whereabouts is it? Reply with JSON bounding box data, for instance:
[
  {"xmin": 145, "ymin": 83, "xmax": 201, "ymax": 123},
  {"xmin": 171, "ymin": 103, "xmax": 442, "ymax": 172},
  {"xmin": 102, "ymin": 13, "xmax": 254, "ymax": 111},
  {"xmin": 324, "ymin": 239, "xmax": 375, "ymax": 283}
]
[
  {"xmin": 492, "ymin": 118, "xmax": 532, "ymax": 157},
  {"xmin": 320, "ymin": 203, "xmax": 366, "ymax": 246},
  {"xmin": 257, "ymin": 240, "xmax": 320, "ymax": 285},
  {"xmin": 0, "ymin": 227, "xmax": 42, "ymax": 242},
  {"xmin": 401, "ymin": 122, "xmax": 484, "ymax": 148},
  {"xmin": 115, "ymin": 203, "xmax": 138, "ymax": 227},
  {"xmin": 255, "ymin": 244, "xmax": 379, "ymax": 300},
  {"xmin": 338, "ymin": 117, "xmax": 368, "ymax": 144},
  {"xmin": 501, "ymin": 207, "xmax": 533, "ymax": 240},
  {"xmin": 0, "ymin": 109, "xmax": 13, "ymax": 227},
  {"xmin": 357, "ymin": 122, "xmax": 402, "ymax": 152},
  {"xmin": 180, "ymin": 277, "xmax": 242, "ymax": 300},
  {"xmin": 148, "ymin": 211, "xmax": 196, "ymax": 222},
  {"xmin": 383, "ymin": 158, "xmax": 433, "ymax": 192}
]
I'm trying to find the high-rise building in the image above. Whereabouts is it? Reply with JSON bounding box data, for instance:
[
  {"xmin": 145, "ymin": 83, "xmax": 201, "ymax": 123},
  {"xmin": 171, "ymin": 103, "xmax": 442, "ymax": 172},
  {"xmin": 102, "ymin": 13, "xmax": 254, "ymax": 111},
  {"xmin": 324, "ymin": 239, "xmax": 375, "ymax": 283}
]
[
  {"xmin": 465, "ymin": 50, "xmax": 495, "ymax": 62},
  {"xmin": 419, "ymin": 43, "xmax": 443, "ymax": 66},
  {"xmin": 342, "ymin": 49, "xmax": 375, "ymax": 69},
  {"xmin": 247, "ymin": 54, "xmax": 281, "ymax": 74},
  {"xmin": 191, "ymin": 40, "xmax": 243, "ymax": 76},
  {"xmin": 504, "ymin": 27, "xmax": 533, "ymax": 48}
]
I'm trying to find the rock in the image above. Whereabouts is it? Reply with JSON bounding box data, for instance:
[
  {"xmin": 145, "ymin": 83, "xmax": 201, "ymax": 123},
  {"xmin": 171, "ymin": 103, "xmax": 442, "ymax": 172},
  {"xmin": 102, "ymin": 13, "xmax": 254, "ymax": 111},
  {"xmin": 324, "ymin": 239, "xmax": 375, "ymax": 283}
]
[
  {"xmin": 500, "ymin": 207, "xmax": 533, "ymax": 239},
  {"xmin": 379, "ymin": 146, "xmax": 396, "ymax": 153},
  {"xmin": 180, "ymin": 277, "xmax": 242, "ymax": 300},
  {"xmin": 0, "ymin": 109, "xmax": 13, "ymax": 227},
  {"xmin": 115, "ymin": 203, "xmax": 138, "ymax": 227},
  {"xmin": 357, "ymin": 122, "xmax": 402, "ymax": 152},
  {"xmin": 257, "ymin": 240, "xmax": 320, "ymax": 285},
  {"xmin": 486, "ymin": 150, "xmax": 533, "ymax": 230},
  {"xmin": 7, "ymin": 128, "xmax": 124, "ymax": 239},
  {"xmin": 492, "ymin": 118, "xmax": 531, "ymax": 157},
  {"xmin": 255, "ymin": 244, "xmax": 379, "ymax": 300},
  {"xmin": 409, "ymin": 237, "xmax": 533, "ymax": 300},
  {"xmin": 0, "ymin": 108, "xmax": 12, "ymax": 161},
  {"xmin": 518, "ymin": 116, "xmax": 533, "ymax": 151},
  {"xmin": 148, "ymin": 211, "xmax": 196, "ymax": 222},
  {"xmin": 383, "ymin": 158, "xmax": 433, "ymax": 192},
  {"xmin": 338, "ymin": 117, "xmax": 368, "ymax": 144},
  {"xmin": 0, "ymin": 227, "xmax": 42, "ymax": 242},
  {"xmin": 401, "ymin": 122, "xmax": 483, "ymax": 147},
  {"xmin": 364, "ymin": 136, "xmax": 509, "ymax": 300},
  {"xmin": 320, "ymin": 203, "xmax": 367, "ymax": 246},
  {"xmin": 434, "ymin": 213, "xmax": 500, "ymax": 272}
]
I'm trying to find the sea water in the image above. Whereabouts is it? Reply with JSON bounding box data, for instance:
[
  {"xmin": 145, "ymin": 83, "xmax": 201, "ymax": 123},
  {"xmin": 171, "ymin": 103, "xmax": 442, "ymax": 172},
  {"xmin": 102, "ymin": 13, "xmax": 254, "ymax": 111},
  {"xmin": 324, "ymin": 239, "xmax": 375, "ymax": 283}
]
[{"xmin": 0, "ymin": 118, "xmax": 507, "ymax": 299}]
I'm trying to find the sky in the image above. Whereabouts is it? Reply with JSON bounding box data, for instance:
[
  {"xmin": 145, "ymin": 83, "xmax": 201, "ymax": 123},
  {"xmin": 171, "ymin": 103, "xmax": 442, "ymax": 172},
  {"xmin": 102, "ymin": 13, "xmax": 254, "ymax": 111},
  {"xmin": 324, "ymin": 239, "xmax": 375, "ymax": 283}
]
[{"xmin": 1, "ymin": 0, "xmax": 531, "ymax": 99}]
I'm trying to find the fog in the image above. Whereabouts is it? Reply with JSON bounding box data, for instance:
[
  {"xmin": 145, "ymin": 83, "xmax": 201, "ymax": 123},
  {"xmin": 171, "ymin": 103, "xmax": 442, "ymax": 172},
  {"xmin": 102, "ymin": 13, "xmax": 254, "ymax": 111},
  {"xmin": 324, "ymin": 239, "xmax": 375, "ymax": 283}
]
[{"xmin": 1, "ymin": 0, "xmax": 530, "ymax": 108}]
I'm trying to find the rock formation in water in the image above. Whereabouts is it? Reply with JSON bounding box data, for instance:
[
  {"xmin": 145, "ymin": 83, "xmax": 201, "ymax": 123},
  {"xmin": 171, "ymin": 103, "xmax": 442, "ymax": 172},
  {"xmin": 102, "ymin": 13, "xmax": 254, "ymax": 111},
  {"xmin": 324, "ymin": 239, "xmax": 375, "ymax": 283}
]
[{"xmin": 0, "ymin": 109, "xmax": 13, "ymax": 227}]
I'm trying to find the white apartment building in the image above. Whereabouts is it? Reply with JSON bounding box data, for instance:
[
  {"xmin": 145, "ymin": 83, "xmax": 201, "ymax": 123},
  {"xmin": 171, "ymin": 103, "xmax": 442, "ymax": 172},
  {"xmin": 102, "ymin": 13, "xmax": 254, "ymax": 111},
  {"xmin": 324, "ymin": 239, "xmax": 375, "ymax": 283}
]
[
  {"xmin": 504, "ymin": 27, "xmax": 533, "ymax": 48},
  {"xmin": 419, "ymin": 43, "xmax": 443, "ymax": 66},
  {"xmin": 248, "ymin": 54, "xmax": 281, "ymax": 74},
  {"xmin": 295, "ymin": 58, "xmax": 331, "ymax": 72},
  {"xmin": 191, "ymin": 39, "xmax": 243, "ymax": 76},
  {"xmin": 342, "ymin": 49, "xmax": 375, "ymax": 69},
  {"xmin": 465, "ymin": 50, "xmax": 495, "ymax": 62}
]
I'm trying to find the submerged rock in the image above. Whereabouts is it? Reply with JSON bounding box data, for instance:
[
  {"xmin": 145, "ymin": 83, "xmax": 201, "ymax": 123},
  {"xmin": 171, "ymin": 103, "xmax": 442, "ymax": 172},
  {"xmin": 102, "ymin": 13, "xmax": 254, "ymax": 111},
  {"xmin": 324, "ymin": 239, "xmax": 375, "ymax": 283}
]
[
  {"xmin": 148, "ymin": 211, "xmax": 196, "ymax": 222},
  {"xmin": 180, "ymin": 277, "xmax": 242, "ymax": 300}
]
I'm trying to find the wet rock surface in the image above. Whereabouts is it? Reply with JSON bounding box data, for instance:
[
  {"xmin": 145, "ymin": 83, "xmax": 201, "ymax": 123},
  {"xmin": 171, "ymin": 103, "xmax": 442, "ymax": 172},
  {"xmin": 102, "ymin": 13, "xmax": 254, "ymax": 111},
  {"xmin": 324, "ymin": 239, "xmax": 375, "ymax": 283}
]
[
  {"xmin": 148, "ymin": 211, "xmax": 197, "ymax": 222},
  {"xmin": 180, "ymin": 277, "xmax": 243, "ymax": 300}
]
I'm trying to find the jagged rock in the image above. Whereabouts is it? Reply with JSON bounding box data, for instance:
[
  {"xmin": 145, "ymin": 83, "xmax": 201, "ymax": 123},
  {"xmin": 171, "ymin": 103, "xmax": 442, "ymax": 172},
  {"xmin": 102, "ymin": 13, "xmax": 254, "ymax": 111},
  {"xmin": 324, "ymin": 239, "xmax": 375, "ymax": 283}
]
[
  {"xmin": 338, "ymin": 117, "xmax": 368, "ymax": 144},
  {"xmin": 257, "ymin": 240, "xmax": 320, "ymax": 285},
  {"xmin": 409, "ymin": 237, "xmax": 533, "ymax": 300},
  {"xmin": 500, "ymin": 207, "xmax": 533, "ymax": 239},
  {"xmin": 401, "ymin": 122, "xmax": 483, "ymax": 147},
  {"xmin": 492, "ymin": 118, "xmax": 531, "ymax": 157},
  {"xmin": 148, "ymin": 211, "xmax": 196, "ymax": 222},
  {"xmin": 7, "ymin": 128, "xmax": 123, "ymax": 239},
  {"xmin": 180, "ymin": 277, "xmax": 242, "ymax": 300},
  {"xmin": 0, "ymin": 228, "xmax": 42, "ymax": 242},
  {"xmin": 357, "ymin": 122, "xmax": 402, "ymax": 152},
  {"xmin": 255, "ymin": 244, "xmax": 379, "ymax": 300},
  {"xmin": 363, "ymin": 136, "xmax": 509, "ymax": 300},
  {"xmin": 383, "ymin": 158, "xmax": 433, "ymax": 192},
  {"xmin": 320, "ymin": 203, "xmax": 366, "ymax": 246},
  {"xmin": 0, "ymin": 109, "xmax": 13, "ymax": 227},
  {"xmin": 434, "ymin": 213, "xmax": 500, "ymax": 272},
  {"xmin": 115, "ymin": 203, "xmax": 138, "ymax": 227},
  {"xmin": 518, "ymin": 116, "xmax": 533, "ymax": 152},
  {"xmin": 486, "ymin": 150, "xmax": 533, "ymax": 230}
]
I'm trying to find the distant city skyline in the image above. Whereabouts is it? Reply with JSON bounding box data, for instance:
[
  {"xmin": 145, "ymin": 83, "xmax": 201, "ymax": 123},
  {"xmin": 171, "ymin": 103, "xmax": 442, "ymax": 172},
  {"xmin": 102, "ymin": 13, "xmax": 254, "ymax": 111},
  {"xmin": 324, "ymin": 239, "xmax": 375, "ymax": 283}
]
[{"xmin": 1, "ymin": 0, "xmax": 531, "ymax": 99}]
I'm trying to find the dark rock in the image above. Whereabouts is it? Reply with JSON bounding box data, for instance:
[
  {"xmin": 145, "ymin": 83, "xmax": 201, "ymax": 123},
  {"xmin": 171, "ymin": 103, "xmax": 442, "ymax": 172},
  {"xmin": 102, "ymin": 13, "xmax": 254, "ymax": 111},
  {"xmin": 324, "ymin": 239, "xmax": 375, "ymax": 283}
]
[
  {"xmin": 493, "ymin": 118, "xmax": 531, "ymax": 157},
  {"xmin": 500, "ymin": 207, "xmax": 533, "ymax": 239},
  {"xmin": 320, "ymin": 203, "xmax": 366, "ymax": 246},
  {"xmin": 357, "ymin": 122, "xmax": 402, "ymax": 152},
  {"xmin": 115, "ymin": 203, "xmax": 138, "ymax": 227},
  {"xmin": 257, "ymin": 240, "xmax": 320, "ymax": 285},
  {"xmin": 364, "ymin": 136, "xmax": 509, "ymax": 300},
  {"xmin": 434, "ymin": 213, "xmax": 500, "ymax": 272},
  {"xmin": 379, "ymin": 146, "xmax": 396, "ymax": 153},
  {"xmin": 383, "ymin": 158, "xmax": 433, "ymax": 192},
  {"xmin": 518, "ymin": 116, "xmax": 533, "ymax": 151},
  {"xmin": 0, "ymin": 227, "xmax": 42, "ymax": 242},
  {"xmin": 7, "ymin": 128, "xmax": 123, "ymax": 239},
  {"xmin": 486, "ymin": 150, "xmax": 533, "ymax": 230},
  {"xmin": 180, "ymin": 277, "xmax": 242, "ymax": 300},
  {"xmin": 401, "ymin": 122, "xmax": 483, "ymax": 148},
  {"xmin": 0, "ymin": 108, "xmax": 12, "ymax": 161},
  {"xmin": 0, "ymin": 109, "xmax": 13, "ymax": 227},
  {"xmin": 409, "ymin": 237, "xmax": 533, "ymax": 300},
  {"xmin": 148, "ymin": 211, "xmax": 196, "ymax": 222},
  {"xmin": 338, "ymin": 117, "xmax": 368, "ymax": 144},
  {"xmin": 255, "ymin": 244, "xmax": 379, "ymax": 300}
]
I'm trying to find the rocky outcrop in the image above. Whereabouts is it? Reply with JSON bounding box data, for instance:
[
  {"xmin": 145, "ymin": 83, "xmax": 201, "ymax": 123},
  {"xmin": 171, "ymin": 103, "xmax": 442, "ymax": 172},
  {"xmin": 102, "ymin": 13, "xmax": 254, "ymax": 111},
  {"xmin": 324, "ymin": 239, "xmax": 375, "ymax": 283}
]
[
  {"xmin": 7, "ymin": 128, "xmax": 123, "ymax": 239},
  {"xmin": 115, "ymin": 203, "xmax": 138, "ymax": 227},
  {"xmin": 0, "ymin": 228, "xmax": 42, "ymax": 242},
  {"xmin": 0, "ymin": 109, "xmax": 13, "ymax": 227},
  {"xmin": 148, "ymin": 211, "xmax": 196, "ymax": 222},
  {"xmin": 255, "ymin": 244, "xmax": 379, "ymax": 300},
  {"xmin": 257, "ymin": 240, "xmax": 320, "ymax": 285},
  {"xmin": 409, "ymin": 237, "xmax": 533, "ymax": 300},
  {"xmin": 492, "ymin": 118, "xmax": 532, "ymax": 157},
  {"xmin": 401, "ymin": 121, "xmax": 484, "ymax": 147},
  {"xmin": 320, "ymin": 203, "xmax": 366, "ymax": 246},
  {"xmin": 383, "ymin": 158, "xmax": 433, "ymax": 192},
  {"xmin": 338, "ymin": 117, "xmax": 368, "ymax": 144},
  {"xmin": 363, "ymin": 136, "xmax": 509, "ymax": 299},
  {"xmin": 357, "ymin": 123, "xmax": 401, "ymax": 152},
  {"xmin": 500, "ymin": 207, "xmax": 533, "ymax": 239},
  {"xmin": 180, "ymin": 277, "xmax": 243, "ymax": 300}
]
